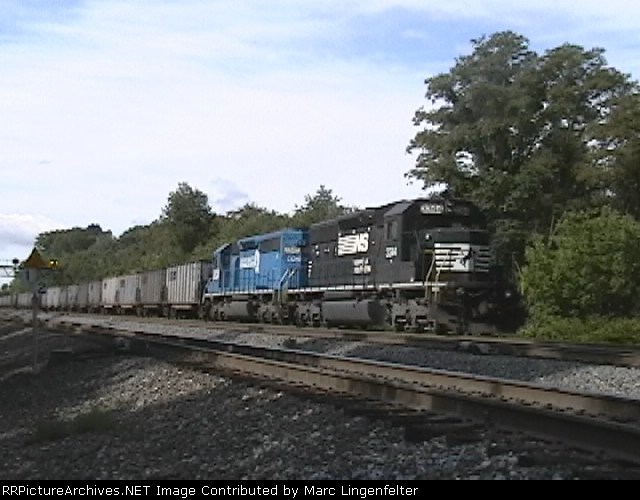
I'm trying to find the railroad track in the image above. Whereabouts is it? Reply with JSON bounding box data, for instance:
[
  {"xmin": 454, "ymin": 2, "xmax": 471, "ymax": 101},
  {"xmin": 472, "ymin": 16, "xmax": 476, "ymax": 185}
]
[
  {"xmin": 32, "ymin": 314, "xmax": 640, "ymax": 466},
  {"xmin": 5, "ymin": 309, "xmax": 640, "ymax": 367}
]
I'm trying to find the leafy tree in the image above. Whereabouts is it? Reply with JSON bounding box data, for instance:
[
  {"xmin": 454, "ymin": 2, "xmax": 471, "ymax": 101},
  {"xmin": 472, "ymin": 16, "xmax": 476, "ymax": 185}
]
[
  {"xmin": 161, "ymin": 183, "xmax": 216, "ymax": 254},
  {"xmin": 592, "ymin": 93, "xmax": 640, "ymax": 219},
  {"xmin": 292, "ymin": 185, "xmax": 348, "ymax": 227},
  {"xmin": 34, "ymin": 225, "xmax": 115, "ymax": 285},
  {"xmin": 106, "ymin": 222, "xmax": 184, "ymax": 275},
  {"xmin": 407, "ymin": 31, "xmax": 637, "ymax": 262},
  {"xmin": 520, "ymin": 208, "xmax": 640, "ymax": 319},
  {"xmin": 36, "ymin": 224, "xmax": 110, "ymax": 256},
  {"xmin": 221, "ymin": 203, "xmax": 288, "ymax": 240}
]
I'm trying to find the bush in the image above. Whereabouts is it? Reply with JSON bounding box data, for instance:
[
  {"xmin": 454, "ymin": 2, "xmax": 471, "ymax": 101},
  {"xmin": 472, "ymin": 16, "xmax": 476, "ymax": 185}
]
[
  {"xmin": 520, "ymin": 208, "xmax": 640, "ymax": 320},
  {"xmin": 519, "ymin": 315, "xmax": 640, "ymax": 345}
]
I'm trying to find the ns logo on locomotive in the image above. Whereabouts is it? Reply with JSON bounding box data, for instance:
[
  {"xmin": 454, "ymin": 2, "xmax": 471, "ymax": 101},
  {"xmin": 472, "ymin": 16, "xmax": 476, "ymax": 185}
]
[{"xmin": 202, "ymin": 196, "xmax": 519, "ymax": 334}]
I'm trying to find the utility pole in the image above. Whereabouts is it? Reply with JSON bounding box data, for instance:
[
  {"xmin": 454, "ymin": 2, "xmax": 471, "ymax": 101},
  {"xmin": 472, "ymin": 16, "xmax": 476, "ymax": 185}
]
[{"xmin": 31, "ymin": 269, "xmax": 40, "ymax": 371}]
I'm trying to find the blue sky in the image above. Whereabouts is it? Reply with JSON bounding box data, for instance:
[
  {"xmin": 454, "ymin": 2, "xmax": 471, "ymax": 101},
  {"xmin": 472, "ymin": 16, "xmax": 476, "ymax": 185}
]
[{"xmin": 1, "ymin": 0, "xmax": 639, "ymax": 278}]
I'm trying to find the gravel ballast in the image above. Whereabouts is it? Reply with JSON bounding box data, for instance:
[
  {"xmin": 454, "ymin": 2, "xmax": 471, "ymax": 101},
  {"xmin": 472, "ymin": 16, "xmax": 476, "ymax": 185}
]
[
  {"xmin": 1, "ymin": 323, "xmax": 638, "ymax": 480},
  {"xmin": 55, "ymin": 315, "xmax": 640, "ymax": 401}
]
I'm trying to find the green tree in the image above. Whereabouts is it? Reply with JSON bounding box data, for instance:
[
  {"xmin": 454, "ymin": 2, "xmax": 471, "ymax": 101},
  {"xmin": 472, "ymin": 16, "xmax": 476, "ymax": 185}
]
[
  {"xmin": 34, "ymin": 225, "xmax": 115, "ymax": 285},
  {"xmin": 218, "ymin": 203, "xmax": 288, "ymax": 241},
  {"xmin": 592, "ymin": 93, "xmax": 640, "ymax": 219},
  {"xmin": 292, "ymin": 185, "xmax": 348, "ymax": 227},
  {"xmin": 520, "ymin": 208, "xmax": 640, "ymax": 319},
  {"xmin": 407, "ymin": 31, "xmax": 637, "ymax": 262},
  {"xmin": 36, "ymin": 224, "xmax": 109, "ymax": 256},
  {"xmin": 161, "ymin": 183, "xmax": 216, "ymax": 254}
]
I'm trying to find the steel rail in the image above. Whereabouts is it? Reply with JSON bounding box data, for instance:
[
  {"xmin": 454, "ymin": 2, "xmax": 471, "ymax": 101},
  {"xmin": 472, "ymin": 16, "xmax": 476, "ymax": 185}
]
[
  {"xmin": 40, "ymin": 316, "xmax": 640, "ymax": 464},
  {"xmin": 18, "ymin": 310, "xmax": 640, "ymax": 368},
  {"xmin": 123, "ymin": 331, "xmax": 640, "ymax": 465},
  {"xmin": 32, "ymin": 315, "xmax": 640, "ymax": 423}
]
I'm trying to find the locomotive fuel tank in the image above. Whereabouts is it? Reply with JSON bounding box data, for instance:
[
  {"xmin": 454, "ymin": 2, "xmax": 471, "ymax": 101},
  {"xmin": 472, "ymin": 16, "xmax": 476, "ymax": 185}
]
[
  {"xmin": 322, "ymin": 299, "xmax": 386, "ymax": 326},
  {"xmin": 216, "ymin": 299, "xmax": 259, "ymax": 321}
]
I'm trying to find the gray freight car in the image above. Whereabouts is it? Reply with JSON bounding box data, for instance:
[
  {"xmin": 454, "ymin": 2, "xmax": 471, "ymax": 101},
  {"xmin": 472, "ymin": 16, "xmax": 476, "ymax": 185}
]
[
  {"xmin": 87, "ymin": 280, "xmax": 102, "ymax": 313},
  {"xmin": 47, "ymin": 287, "xmax": 61, "ymax": 311},
  {"xmin": 59, "ymin": 286, "xmax": 69, "ymax": 311},
  {"xmin": 17, "ymin": 292, "xmax": 32, "ymax": 309},
  {"xmin": 119, "ymin": 273, "xmax": 140, "ymax": 313},
  {"xmin": 166, "ymin": 261, "xmax": 212, "ymax": 318},
  {"xmin": 66, "ymin": 284, "xmax": 80, "ymax": 311},
  {"xmin": 101, "ymin": 274, "xmax": 140, "ymax": 314},
  {"xmin": 139, "ymin": 269, "xmax": 166, "ymax": 316},
  {"xmin": 77, "ymin": 283, "xmax": 89, "ymax": 311},
  {"xmin": 0, "ymin": 294, "xmax": 13, "ymax": 308},
  {"xmin": 101, "ymin": 277, "xmax": 119, "ymax": 312}
]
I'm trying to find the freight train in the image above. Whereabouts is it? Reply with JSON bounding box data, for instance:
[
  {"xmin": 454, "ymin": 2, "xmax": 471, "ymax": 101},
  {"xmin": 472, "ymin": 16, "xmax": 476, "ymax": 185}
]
[{"xmin": 0, "ymin": 196, "xmax": 519, "ymax": 334}]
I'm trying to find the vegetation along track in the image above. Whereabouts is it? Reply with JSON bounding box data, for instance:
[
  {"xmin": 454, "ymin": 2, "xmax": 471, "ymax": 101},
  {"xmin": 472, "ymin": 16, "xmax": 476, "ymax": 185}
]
[{"xmin": 16, "ymin": 312, "xmax": 640, "ymax": 466}]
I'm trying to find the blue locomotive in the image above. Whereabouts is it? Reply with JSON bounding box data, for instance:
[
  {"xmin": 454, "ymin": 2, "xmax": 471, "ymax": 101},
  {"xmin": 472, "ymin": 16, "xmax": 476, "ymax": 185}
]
[{"xmin": 203, "ymin": 196, "xmax": 517, "ymax": 333}]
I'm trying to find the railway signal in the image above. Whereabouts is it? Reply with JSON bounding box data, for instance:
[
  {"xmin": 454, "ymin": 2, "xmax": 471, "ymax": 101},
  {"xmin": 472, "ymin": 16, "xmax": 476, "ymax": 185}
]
[{"xmin": 19, "ymin": 248, "xmax": 61, "ymax": 373}]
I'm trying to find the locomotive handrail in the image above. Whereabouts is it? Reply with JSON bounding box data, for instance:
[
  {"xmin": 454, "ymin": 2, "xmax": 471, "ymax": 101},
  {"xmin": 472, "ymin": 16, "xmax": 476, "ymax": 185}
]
[
  {"xmin": 273, "ymin": 268, "xmax": 295, "ymax": 305},
  {"xmin": 424, "ymin": 250, "xmax": 437, "ymax": 300}
]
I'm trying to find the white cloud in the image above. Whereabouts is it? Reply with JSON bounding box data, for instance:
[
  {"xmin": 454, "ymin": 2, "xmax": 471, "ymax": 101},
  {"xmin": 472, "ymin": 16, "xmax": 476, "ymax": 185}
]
[
  {"xmin": 0, "ymin": 214, "xmax": 60, "ymax": 245},
  {"xmin": 208, "ymin": 178, "xmax": 250, "ymax": 214},
  {"xmin": 352, "ymin": 0, "xmax": 640, "ymax": 24}
]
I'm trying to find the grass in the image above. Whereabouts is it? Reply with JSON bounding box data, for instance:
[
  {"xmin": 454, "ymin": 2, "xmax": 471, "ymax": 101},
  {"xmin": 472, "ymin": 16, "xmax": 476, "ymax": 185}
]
[
  {"xmin": 72, "ymin": 407, "xmax": 115, "ymax": 434},
  {"xmin": 31, "ymin": 407, "xmax": 115, "ymax": 443},
  {"xmin": 519, "ymin": 316, "xmax": 640, "ymax": 345}
]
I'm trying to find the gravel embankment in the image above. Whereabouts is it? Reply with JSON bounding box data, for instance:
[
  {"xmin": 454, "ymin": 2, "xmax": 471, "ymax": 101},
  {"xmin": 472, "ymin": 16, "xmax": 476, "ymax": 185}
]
[
  {"xmin": 1, "ymin": 322, "xmax": 638, "ymax": 480},
  {"xmin": 51, "ymin": 315, "xmax": 640, "ymax": 400}
]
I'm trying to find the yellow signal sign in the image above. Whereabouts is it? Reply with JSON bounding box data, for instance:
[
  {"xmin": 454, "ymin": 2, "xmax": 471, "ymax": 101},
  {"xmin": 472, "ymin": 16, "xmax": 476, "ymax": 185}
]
[
  {"xmin": 22, "ymin": 249, "xmax": 59, "ymax": 270},
  {"xmin": 22, "ymin": 248, "xmax": 48, "ymax": 269}
]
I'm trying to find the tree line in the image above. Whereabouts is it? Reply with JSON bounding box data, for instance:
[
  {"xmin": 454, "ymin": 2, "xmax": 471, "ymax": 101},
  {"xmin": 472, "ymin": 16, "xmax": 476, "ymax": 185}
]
[{"xmin": 2, "ymin": 184, "xmax": 347, "ymax": 292}]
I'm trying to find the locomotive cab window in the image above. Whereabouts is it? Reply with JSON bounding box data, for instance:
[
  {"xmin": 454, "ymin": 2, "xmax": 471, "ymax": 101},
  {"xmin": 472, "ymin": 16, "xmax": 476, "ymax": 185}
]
[{"xmin": 260, "ymin": 237, "xmax": 280, "ymax": 253}]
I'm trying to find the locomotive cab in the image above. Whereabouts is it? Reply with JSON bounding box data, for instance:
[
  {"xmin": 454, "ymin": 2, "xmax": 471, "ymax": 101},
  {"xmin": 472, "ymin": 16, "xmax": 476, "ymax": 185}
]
[
  {"xmin": 377, "ymin": 198, "xmax": 489, "ymax": 283},
  {"xmin": 379, "ymin": 197, "xmax": 502, "ymax": 333}
]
